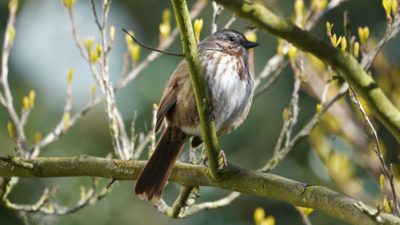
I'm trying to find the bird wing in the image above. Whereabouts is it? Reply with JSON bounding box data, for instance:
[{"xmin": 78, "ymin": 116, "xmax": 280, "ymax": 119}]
[{"xmin": 155, "ymin": 61, "xmax": 188, "ymax": 132}]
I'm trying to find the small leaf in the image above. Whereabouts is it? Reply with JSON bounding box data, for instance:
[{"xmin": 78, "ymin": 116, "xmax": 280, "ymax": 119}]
[
  {"xmin": 297, "ymin": 206, "xmax": 314, "ymax": 216},
  {"xmin": 89, "ymin": 50, "xmax": 98, "ymax": 64},
  {"xmin": 67, "ymin": 68, "xmax": 74, "ymax": 84},
  {"xmin": 7, "ymin": 26, "xmax": 16, "ymax": 46},
  {"xmin": 260, "ymin": 216, "xmax": 275, "ymax": 225},
  {"xmin": 7, "ymin": 122, "xmax": 14, "ymax": 139},
  {"xmin": 382, "ymin": 0, "xmax": 392, "ymax": 18},
  {"xmin": 9, "ymin": 0, "xmax": 19, "ymax": 12},
  {"xmin": 277, "ymin": 39, "xmax": 285, "ymax": 56},
  {"xmin": 29, "ymin": 89, "xmax": 36, "ymax": 108},
  {"xmin": 245, "ymin": 30, "xmax": 257, "ymax": 43},
  {"xmin": 358, "ymin": 27, "xmax": 370, "ymax": 45},
  {"xmin": 316, "ymin": 103, "xmax": 323, "ymax": 113},
  {"xmin": 341, "ymin": 37, "xmax": 347, "ymax": 51},
  {"xmin": 63, "ymin": 112, "xmax": 71, "ymax": 131},
  {"xmin": 380, "ymin": 174, "xmax": 385, "ymax": 193},
  {"xmin": 34, "ymin": 132, "xmax": 42, "ymax": 143},
  {"xmin": 288, "ymin": 46, "xmax": 297, "ymax": 63},
  {"xmin": 392, "ymin": 0, "xmax": 398, "ymax": 17},
  {"xmin": 23, "ymin": 96, "xmax": 30, "ymax": 111},
  {"xmin": 193, "ymin": 19, "xmax": 204, "ymax": 43},
  {"xmin": 254, "ymin": 207, "xmax": 265, "ymax": 225},
  {"xmin": 295, "ymin": 0, "xmax": 304, "ymax": 18},
  {"xmin": 109, "ymin": 25, "xmax": 116, "ymax": 42},
  {"xmin": 83, "ymin": 37, "xmax": 95, "ymax": 52},
  {"xmin": 96, "ymin": 44, "xmax": 102, "ymax": 58},
  {"xmin": 159, "ymin": 9, "xmax": 171, "ymax": 39},
  {"xmin": 63, "ymin": 0, "xmax": 77, "ymax": 12},
  {"xmin": 326, "ymin": 21, "xmax": 332, "ymax": 35},
  {"xmin": 353, "ymin": 41, "xmax": 360, "ymax": 58}
]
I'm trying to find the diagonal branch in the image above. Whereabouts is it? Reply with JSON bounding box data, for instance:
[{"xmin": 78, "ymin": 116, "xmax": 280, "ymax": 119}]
[
  {"xmin": 215, "ymin": 0, "xmax": 400, "ymax": 142},
  {"xmin": 170, "ymin": 0, "xmax": 223, "ymax": 179},
  {"xmin": 0, "ymin": 156, "xmax": 399, "ymax": 225}
]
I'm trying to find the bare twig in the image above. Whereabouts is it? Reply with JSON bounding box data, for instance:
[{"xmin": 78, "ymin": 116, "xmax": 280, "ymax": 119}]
[
  {"xmin": 223, "ymin": 15, "xmax": 236, "ymax": 29},
  {"xmin": 169, "ymin": 186, "xmax": 197, "ymax": 218},
  {"xmin": 181, "ymin": 192, "xmax": 241, "ymax": 217},
  {"xmin": 0, "ymin": 1, "xmax": 26, "ymax": 144},
  {"xmin": 122, "ymin": 29, "xmax": 184, "ymax": 57},
  {"xmin": 262, "ymin": 84, "xmax": 348, "ymax": 172},
  {"xmin": 211, "ymin": 2, "xmax": 224, "ymax": 33},
  {"xmin": 273, "ymin": 63, "xmax": 302, "ymax": 155},
  {"xmin": 90, "ymin": 0, "xmax": 102, "ymax": 30},
  {"xmin": 1, "ymin": 177, "xmax": 116, "ymax": 215},
  {"xmin": 361, "ymin": 15, "xmax": 400, "ymax": 69},
  {"xmin": 133, "ymin": 105, "xmax": 157, "ymax": 159},
  {"xmin": 254, "ymin": 58, "xmax": 289, "ymax": 98},
  {"xmin": 349, "ymin": 88, "xmax": 400, "ymax": 216}
]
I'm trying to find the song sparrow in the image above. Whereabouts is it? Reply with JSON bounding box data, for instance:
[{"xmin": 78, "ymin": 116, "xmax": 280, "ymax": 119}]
[{"xmin": 135, "ymin": 29, "xmax": 259, "ymax": 201}]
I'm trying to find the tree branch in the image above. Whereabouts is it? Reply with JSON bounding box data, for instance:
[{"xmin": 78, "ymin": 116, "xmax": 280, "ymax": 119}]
[
  {"xmin": 0, "ymin": 156, "xmax": 399, "ymax": 225},
  {"xmin": 215, "ymin": 0, "xmax": 400, "ymax": 142},
  {"xmin": 170, "ymin": 0, "xmax": 223, "ymax": 179}
]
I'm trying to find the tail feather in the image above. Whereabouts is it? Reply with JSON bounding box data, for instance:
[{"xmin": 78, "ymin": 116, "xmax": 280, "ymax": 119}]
[{"xmin": 135, "ymin": 127, "xmax": 188, "ymax": 201}]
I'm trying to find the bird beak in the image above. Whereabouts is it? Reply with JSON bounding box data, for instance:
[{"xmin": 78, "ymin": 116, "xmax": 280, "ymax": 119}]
[{"xmin": 242, "ymin": 39, "xmax": 259, "ymax": 49}]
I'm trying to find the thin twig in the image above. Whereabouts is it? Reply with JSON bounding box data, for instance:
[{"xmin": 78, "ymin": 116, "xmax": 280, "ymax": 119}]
[
  {"xmin": 122, "ymin": 29, "xmax": 184, "ymax": 57},
  {"xmin": 361, "ymin": 15, "xmax": 400, "ymax": 69},
  {"xmin": 268, "ymin": 57, "xmax": 303, "ymax": 165},
  {"xmin": 223, "ymin": 15, "xmax": 236, "ymax": 29},
  {"xmin": 211, "ymin": 2, "xmax": 224, "ymax": 33},
  {"xmin": 169, "ymin": 186, "xmax": 196, "ymax": 218},
  {"xmin": 90, "ymin": 0, "xmax": 102, "ymax": 30},
  {"xmin": 181, "ymin": 192, "xmax": 241, "ymax": 217},
  {"xmin": 262, "ymin": 84, "xmax": 348, "ymax": 172},
  {"xmin": 254, "ymin": 58, "xmax": 289, "ymax": 98},
  {"xmin": 349, "ymin": 88, "xmax": 400, "ymax": 216},
  {"xmin": 0, "ymin": 1, "xmax": 26, "ymax": 144}
]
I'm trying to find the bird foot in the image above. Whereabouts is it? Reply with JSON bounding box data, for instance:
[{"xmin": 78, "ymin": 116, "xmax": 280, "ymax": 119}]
[{"xmin": 217, "ymin": 150, "xmax": 228, "ymax": 171}]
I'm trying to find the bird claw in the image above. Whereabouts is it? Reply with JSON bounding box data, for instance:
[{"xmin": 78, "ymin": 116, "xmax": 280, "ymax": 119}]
[
  {"xmin": 217, "ymin": 150, "xmax": 228, "ymax": 171},
  {"xmin": 204, "ymin": 100, "xmax": 215, "ymax": 122},
  {"xmin": 191, "ymin": 115, "xmax": 199, "ymax": 124},
  {"xmin": 202, "ymin": 150, "xmax": 228, "ymax": 172},
  {"xmin": 207, "ymin": 112, "xmax": 216, "ymax": 122}
]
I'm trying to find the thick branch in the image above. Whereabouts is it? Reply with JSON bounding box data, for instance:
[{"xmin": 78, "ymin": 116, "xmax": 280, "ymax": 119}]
[
  {"xmin": 215, "ymin": 0, "xmax": 400, "ymax": 141},
  {"xmin": 0, "ymin": 156, "xmax": 399, "ymax": 225},
  {"xmin": 170, "ymin": 0, "xmax": 222, "ymax": 178}
]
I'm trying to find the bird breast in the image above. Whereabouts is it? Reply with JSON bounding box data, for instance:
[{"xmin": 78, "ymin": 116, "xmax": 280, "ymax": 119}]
[{"xmin": 176, "ymin": 51, "xmax": 252, "ymax": 136}]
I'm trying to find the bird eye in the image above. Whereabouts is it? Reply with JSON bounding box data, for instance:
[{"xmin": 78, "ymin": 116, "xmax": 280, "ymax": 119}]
[{"xmin": 228, "ymin": 36, "xmax": 235, "ymax": 42}]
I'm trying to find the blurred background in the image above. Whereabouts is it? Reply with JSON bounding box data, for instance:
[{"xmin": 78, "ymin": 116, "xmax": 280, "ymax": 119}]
[{"xmin": 0, "ymin": 0, "xmax": 399, "ymax": 224}]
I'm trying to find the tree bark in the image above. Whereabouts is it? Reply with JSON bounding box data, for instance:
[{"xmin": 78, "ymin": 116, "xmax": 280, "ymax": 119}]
[{"xmin": 1, "ymin": 156, "xmax": 399, "ymax": 225}]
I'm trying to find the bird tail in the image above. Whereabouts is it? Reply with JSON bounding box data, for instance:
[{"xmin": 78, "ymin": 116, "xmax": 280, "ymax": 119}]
[{"xmin": 135, "ymin": 127, "xmax": 188, "ymax": 201}]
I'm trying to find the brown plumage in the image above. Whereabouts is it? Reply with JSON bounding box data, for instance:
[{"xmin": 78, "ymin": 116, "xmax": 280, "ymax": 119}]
[{"xmin": 135, "ymin": 29, "xmax": 259, "ymax": 201}]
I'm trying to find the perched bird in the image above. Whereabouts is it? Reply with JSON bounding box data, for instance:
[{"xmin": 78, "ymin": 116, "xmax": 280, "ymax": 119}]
[{"xmin": 135, "ymin": 29, "xmax": 259, "ymax": 201}]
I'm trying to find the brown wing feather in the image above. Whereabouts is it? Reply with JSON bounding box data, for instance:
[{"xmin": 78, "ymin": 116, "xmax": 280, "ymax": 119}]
[
  {"xmin": 155, "ymin": 87, "xmax": 176, "ymax": 131},
  {"xmin": 155, "ymin": 61, "xmax": 188, "ymax": 132}
]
